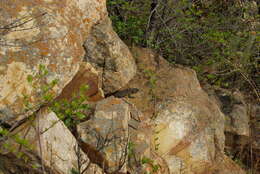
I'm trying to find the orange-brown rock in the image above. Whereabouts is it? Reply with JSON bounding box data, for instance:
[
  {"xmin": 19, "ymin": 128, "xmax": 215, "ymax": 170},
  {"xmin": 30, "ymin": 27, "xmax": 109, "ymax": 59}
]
[
  {"xmin": 84, "ymin": 17, "xmax": 136, "ymax": 94},
  {"xmin": 119, "ymin": 47, "xmax": 245, "ymax": 174},
  {"xmin": 56, "ymin": 62, "xmax": 104, "ymax": 102},
  {"xmin": 0, "ymin": 0, "xmax": 107, "ymax": 124}
]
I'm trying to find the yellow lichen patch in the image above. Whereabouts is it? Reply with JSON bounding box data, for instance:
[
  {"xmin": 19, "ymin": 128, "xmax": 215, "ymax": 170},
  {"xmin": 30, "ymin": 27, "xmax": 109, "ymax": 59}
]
[{"xmin": 0, "ymin": 62, "xmax": 33, "ymax": 107}]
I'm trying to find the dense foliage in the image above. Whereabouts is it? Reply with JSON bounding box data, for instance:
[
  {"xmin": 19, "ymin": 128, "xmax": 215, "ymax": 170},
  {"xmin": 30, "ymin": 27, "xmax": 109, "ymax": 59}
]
[{"xmin": 108, "ymin": 0, "xmax": 259, "ymax": 101}]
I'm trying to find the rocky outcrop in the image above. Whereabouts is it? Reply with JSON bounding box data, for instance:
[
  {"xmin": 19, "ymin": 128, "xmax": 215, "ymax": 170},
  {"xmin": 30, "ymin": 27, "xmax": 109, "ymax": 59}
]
[
  {"xmin": 117, "ymin": 47, "xmax": 244, "ymax": 174},
  {"xmin": 77, "ymin": 95, "xmax": 172, "ymax": 174},
  {"xmin": 213, "ymin": 89, "xmax": 250, "ymax": 136},
  {"xmin": 205, "ymin": 87, "xmax": 259, "ymax": 173},
  {"xmin": 84, "ymin": 17, "xmax": 137, "ymax": 94},
  {"xmin": 0, "ymin": 0, "xmax": 108, "ymax": 173},
  {"xmin": 77, "ymin": 97, "xmax": 130, "ymax": 173},
  {"xmin": 251, "ymin": 105, "xmax": 260, "ymax": 151},
  {"xmin": 212, "ymin": 153, "xmax": 247, "ymax": 174},
  {"xmin": 127, "ymin": 112, "xmax": 153, "ymax": 174},
  {"xmin": 0, "ymin": 109, "xmax": 103, "ymax": 174},
  {"xmin": 0, "ymin": 0, "xmax": 107, "ymax": 124},
  {"xmin": 0, "ymin": 0, "xmax": 252, "ymax": 173}
]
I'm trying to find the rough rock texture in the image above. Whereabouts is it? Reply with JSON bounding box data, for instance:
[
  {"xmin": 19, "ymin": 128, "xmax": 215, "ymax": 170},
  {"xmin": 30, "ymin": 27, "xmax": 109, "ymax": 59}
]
[
  {"xmin": 251, "ymin": 105, "xmax": 260, "ymax": 151},
  {"xmin": 214, "ymin": 89, "xmax": 250, "ymax": 136},
  {"xmin": 0, "ymin": 153, "xmax": 50, "ymax": 174},
  {"xmin": 128, "ymin": 119, "xmax": 151, "ymax": 169},
  {"xmin": 0, "ymin": 109, "xmax": 103, "ymax": 174},
  {"xmin": 84, "ymin": 16, "xmax": 137, "ymax": 94},
  {"xmin": 127, "ymin": 104, "xmax": 156, "ymax": 174},
  {"xmin": 212, "ymin": 153, "xmax": 246, "ymax": 174},
  {"xmin": 205, "ymin": 87, "xmax": 257, "ymax": 167},
  {"xmin": 118, "ymin": 47, "xmax": 244, "ymax": 174},
  {"xmin": 77, "ymin": 97, "xmax": 130, "ymax": 173},
  {"xmin": 0, "ymin": 0, "xmax": 253, "ymax": 173},
  {"xmin": 0, "ymin": 0, "xmax": 107, "ymax": 124},
  {"xmin": 56, "ymin": 62, "xmax": 104, "ymax": 102}
]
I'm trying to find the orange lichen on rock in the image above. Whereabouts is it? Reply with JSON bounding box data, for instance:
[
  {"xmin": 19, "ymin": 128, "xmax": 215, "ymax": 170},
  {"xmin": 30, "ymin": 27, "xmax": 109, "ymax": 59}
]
[{"xmin": 0, "ymin": 62, "xmax": 33, "ymax": 107}]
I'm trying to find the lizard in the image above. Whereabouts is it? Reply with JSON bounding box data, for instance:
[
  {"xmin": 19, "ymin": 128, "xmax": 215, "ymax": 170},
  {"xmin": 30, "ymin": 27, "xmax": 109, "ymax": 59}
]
[{"xmin": 105, "ymin": 88, "xmax": 139, "ymax": 99}]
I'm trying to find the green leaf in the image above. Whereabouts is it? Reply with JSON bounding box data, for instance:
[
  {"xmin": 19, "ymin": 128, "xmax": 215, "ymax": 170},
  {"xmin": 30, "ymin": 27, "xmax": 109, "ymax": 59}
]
[
  {"xmin": 0, "ymin": 128, "xmax": 9, "ymax": 136},
  {"xmin": 41, "ymin": 85, "xmax": 50, "ymax": 93},
  {"xmin": 64, "ymin": 118, "xmax": 72, "ymax": 127},
  {"xmin": 50, "ymin": 79, "xmax": 59, "ymax": 86},
  {"xmin": 80, "ymin": 104, "xmax": 89, "ymax": 110},
  {"xmin": 57, "ymin": 113, "xmax": 65, "ymax": 120},
  {"xmin": 43, "ymin": 93, "xmax": 54, "ymax": 102},
  {"xmin": 141, "ymin": 157, "xmax": 153, "ymax": 164},
  {"xmin": 207, "ymin": 74, "xmax": 216, "ymax": 79},
  {"xmin": 75, "ymin": 112, "xmax": 85, "ymax": 120},
  {"xmin": 80, "ymin": 84, "xmax": 89, "ymax": 93},
  {"xmin": 71, "ymin": 101, "xmax": 78, "ymax": 109},
  {"xmin": 31, "ymin": 163, "xmax": 40, "ymax": 169},
  {"xmin": 39, "ymin": 64, "xmax": 49, "ymax": 76},
  {"xmin": 71, "ymin": 168, "xmax": 79, "ymax": 174},
  {"xmin": 152, "ymin": 164, "xmax": 160, "ymax": 172},
  {"xmin": 223, "ymin": 82, "xmax": 229, "ymax": 87},
  {"xmin": 53, "ymin": 102, "xmax": 61, "ymax": 109},
  {"xmin": 65, "ymin": 109, "xmax": 72, "ymax": 115},
  {"xmin": 27, "ymin": 75, "xmax": 33, "ymax": 83}
]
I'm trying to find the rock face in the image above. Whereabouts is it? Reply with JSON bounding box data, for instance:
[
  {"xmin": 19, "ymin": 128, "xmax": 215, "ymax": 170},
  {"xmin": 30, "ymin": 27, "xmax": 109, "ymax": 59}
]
[
  {"xmin": 77, "ymin": 97, "xmax": 130, "ymax": 173},
  {"xmin": 0, "ymin": 109, "xmax": 103, "ymax": 174},
  {"xmin": 127, "ymin": 108, "xmax": 152, "ymax": 174},
  {"xmin": 207, "ymin": 88, "xmax": 259, "ymax": 173},
  {"xmin": 213, "ymin": 153, "xmax": 247, "ymax": 174},
  {"xmin": 0, "ymin": 0, "xmax": 252, "ymax": 173},
  {"xmin": 251, "ymin": 105, "xmax": 260, "ymax": 150},
  {"xmin": 0, "ymin": 0, "xmax": 107, "ymax": 124},
  {"xmin": 118, "ymin": 47, "xmax": 244, "ymax": 174},
  {"xmin": 56, "ymin": 62, "xmax": 104, "ymax": 102},
  {"xmin": 214, "ymin": 89, "xmax": 249, "ymax": 136},
  {"xmin": 84, "ymin": 17, "xmax": 137, "ymax": 94}
]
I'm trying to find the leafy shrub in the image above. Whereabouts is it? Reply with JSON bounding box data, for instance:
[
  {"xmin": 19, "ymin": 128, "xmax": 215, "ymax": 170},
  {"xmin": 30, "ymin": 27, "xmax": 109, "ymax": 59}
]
[
  {"xmin": 50, "ymin": 85, "xmax": 89, "ymax": 129},
  {"xmin": 107, "ymin": 0, "xmax": 259, "ymax": 100},
  {"xmin": 107, "ymin": 0, "xmax": 149, "ymax": 45},
  {"xmin": 0, "ymin": 64, "xmax": 90, "ymax": 170},
  {"xmin": 27, "ymin": 64, "xmax": 89, "ymax": 130}
]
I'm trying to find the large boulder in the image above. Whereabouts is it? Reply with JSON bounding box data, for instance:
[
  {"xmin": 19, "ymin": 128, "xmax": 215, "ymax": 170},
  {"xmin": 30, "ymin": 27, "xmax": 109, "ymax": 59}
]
[
  {"xmin": 117, "ymin": 47, "xmax": 244, "ymax": 174},
  {"xmin": 0, "ymin": 109, "xmax": 103, "ymax": 174},
  {"xmin": 77, "ymin": 97, "xmax": 130, "ymax": 173},
  {"xmin": 0, "ymin": 0, "xmax": 107, "ymax": 124},
  {"xmin": 213, "ymin": 88, "xmax": 250, "ymax": 136},
  {"xmin": 77, "ymin": 96, "xmax": 168, "ymax": 174},
  {"xmin": 84, "ymin": 17, "xmax": 137, "ymax": 94}
]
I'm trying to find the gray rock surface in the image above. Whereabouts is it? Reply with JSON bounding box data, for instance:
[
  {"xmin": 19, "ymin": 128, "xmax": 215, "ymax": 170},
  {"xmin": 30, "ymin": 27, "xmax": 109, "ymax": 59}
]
[
  {"xmin": 84, "ymin": 17, "xmax": 137, "ymax": 94},
  {"xmin": 77, "ymin": 97, "xmax": 130, "ymax": 173}
]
